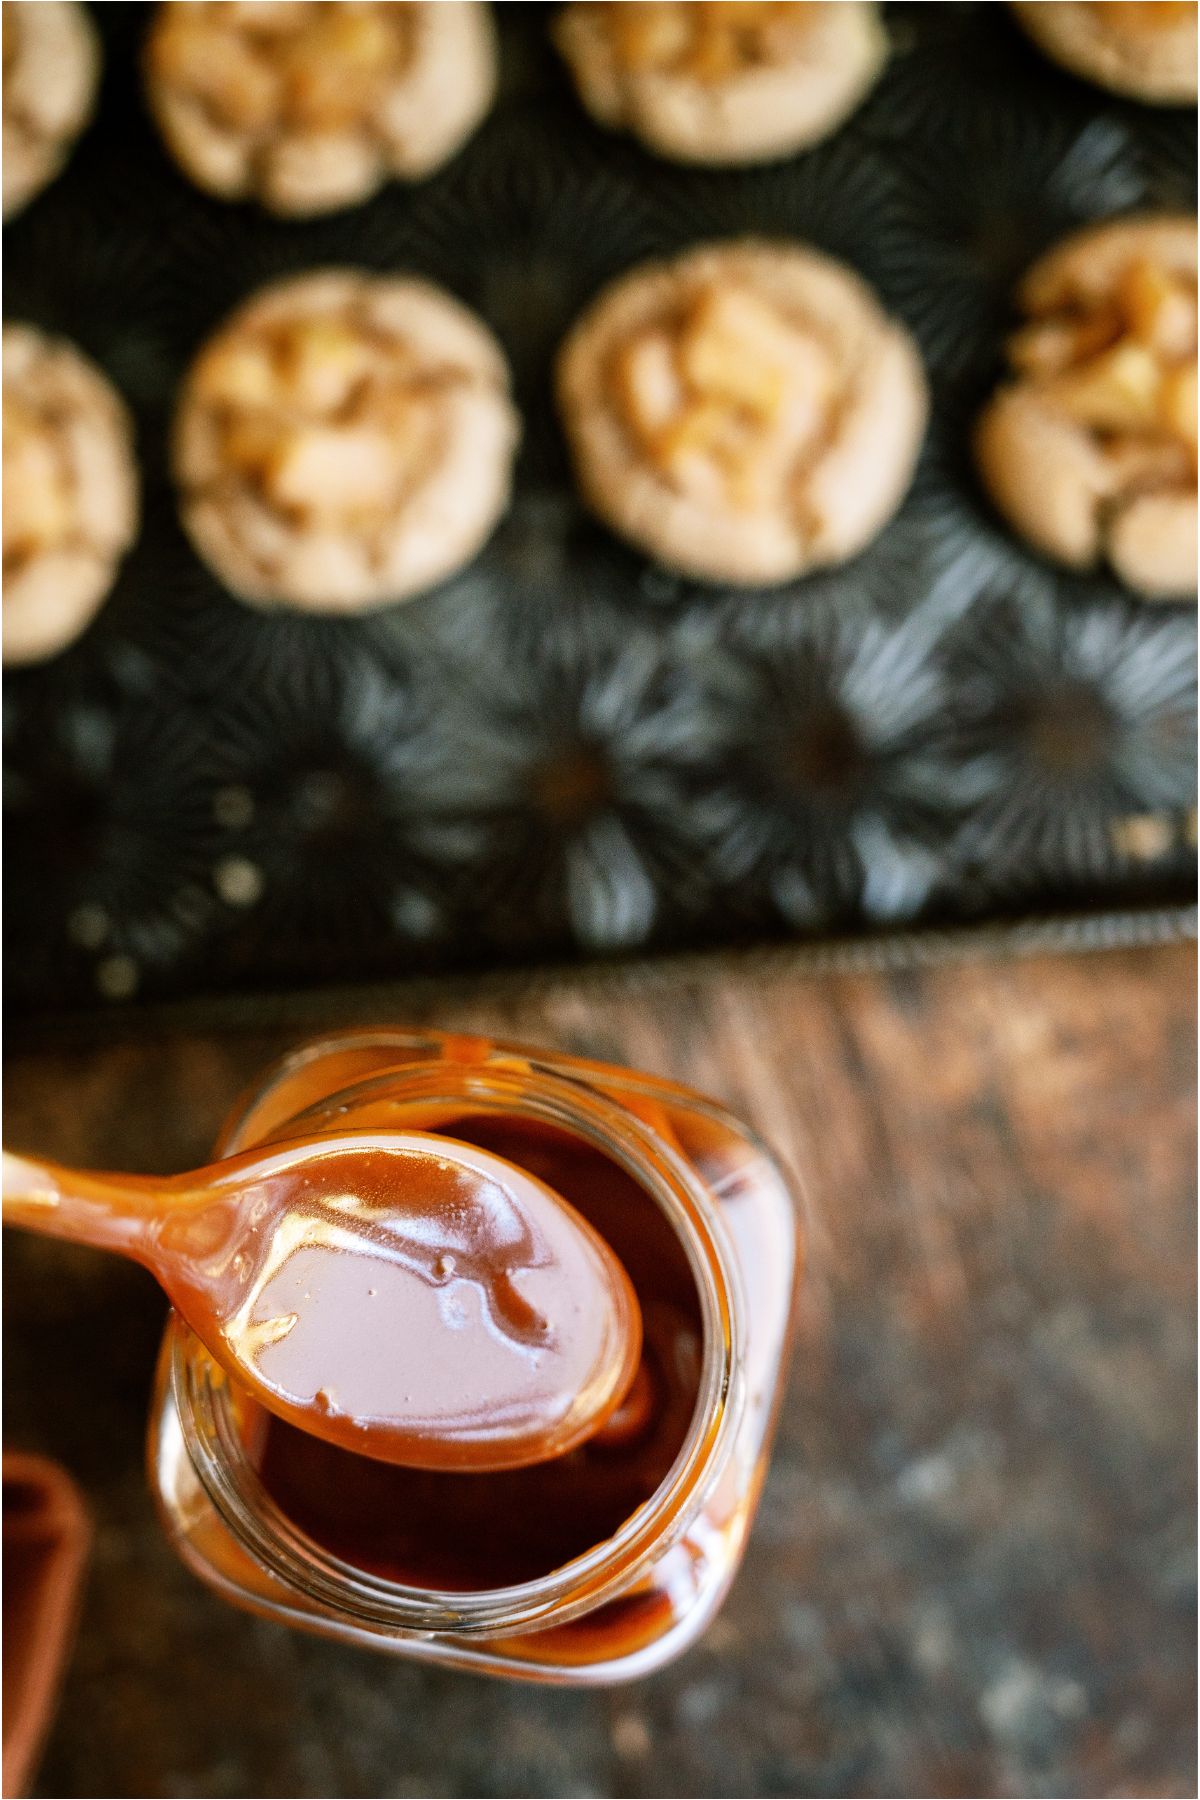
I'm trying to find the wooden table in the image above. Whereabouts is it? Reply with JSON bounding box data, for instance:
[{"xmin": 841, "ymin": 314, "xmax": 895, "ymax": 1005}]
[{"xmin": 4, "ymin": 938, "xmax": 1196, "ymax": 1799}]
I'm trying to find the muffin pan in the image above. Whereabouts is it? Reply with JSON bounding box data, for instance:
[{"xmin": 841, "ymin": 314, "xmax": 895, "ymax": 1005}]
[{"xmin": 4, "ymin": 2, "xmax": 1196, "ymax": 1013}]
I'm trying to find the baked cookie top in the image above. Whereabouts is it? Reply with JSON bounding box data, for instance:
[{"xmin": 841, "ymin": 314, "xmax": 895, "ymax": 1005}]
[
  {"xmin": 1010, "ymin": 1, "xmax": 1198, "ymax": 105},
  {"xmin": 3, "ymin": 324, "xmax": 139, "ymax": 663},
  {"xmin": 2, "ymin": 0, "xmax": 100, "ymax": 219},
  {"xmin": 145, "ymin": 1, "xmax": 496, "ymax": 215},
  {"xmin": 557, "ymin": 239, "xmax": 927, "ymax": 585},
  {"xmin": 553, "ymin": 1, "xmax": 886, "ymax": 165},
  {"xmin": 173, "ymin": 269, "xmax": 520, "ymax": 612},
  {"xmin": 975, "ymin": 215, "xmax": 1197, "ymax": 599}
]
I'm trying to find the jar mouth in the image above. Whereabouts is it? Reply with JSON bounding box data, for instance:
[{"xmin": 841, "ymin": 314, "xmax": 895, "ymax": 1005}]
[{"xmin": 171, "ymin": 1057, "xmax": 745, "ymax": 1639}]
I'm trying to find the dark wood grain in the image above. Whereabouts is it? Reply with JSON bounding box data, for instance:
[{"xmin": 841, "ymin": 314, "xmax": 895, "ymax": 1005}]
[{"xmin": 4, "ymin": 941, "xmax": 1196, "ymax": 1799}]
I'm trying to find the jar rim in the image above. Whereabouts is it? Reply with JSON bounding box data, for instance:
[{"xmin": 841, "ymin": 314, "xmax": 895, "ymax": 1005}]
[{"xmin": 170, "ymin": 1050, "xmax": 746, "ymax": 1640}]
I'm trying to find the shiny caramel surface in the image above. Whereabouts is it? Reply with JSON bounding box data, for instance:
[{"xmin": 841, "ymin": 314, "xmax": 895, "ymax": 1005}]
[
  {"xmin": 248, "ymin": 1116, "xmax": 704, "ymax": 1590},
  {"xmin": 191, "ymin": 1131, "xmax": 642, "ymax": 1473},
  {"xmin": 4, "ymin": 1129, "xmax": 643, "ymax": 1474}
]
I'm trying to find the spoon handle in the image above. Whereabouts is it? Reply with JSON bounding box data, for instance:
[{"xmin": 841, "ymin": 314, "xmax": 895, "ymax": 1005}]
[{"xmin": 2, "ymin": 1150, "xmax": 168, "ymax": 1263}]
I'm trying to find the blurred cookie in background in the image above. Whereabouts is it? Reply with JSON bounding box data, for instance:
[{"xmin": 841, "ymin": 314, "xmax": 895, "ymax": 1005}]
[
  {"xmin": 1010, "ymin": 2, "xmax": 1197, "ymax": 105},
  {"xmin": 554, "ymin": 2, "xmax": 886, "ymax": 165},
  {"xmin": 173, "ymin": 269, "xmax": 520, "ymax": 613},
  {"xmin": 556, "ymin": 238, "xmax": 927, "ymax": 586},
  {"xmin": 974, "ymin": 215, "xmax": 1197, "ymax": 600},
  {"xmin": 2, "ymin": 0, "xmax": 100, "ymax": 218},
  {"xmin": 144, "ymin": 1, "xmax": 497, "ymax": 216},
  {"xmin": 3, "ymin": 325, "xmax": 139, "ymax": 664}
]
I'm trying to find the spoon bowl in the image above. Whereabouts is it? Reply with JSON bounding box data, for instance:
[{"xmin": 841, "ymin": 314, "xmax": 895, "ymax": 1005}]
[{"xmin": 2, "ymin": 1131, "xmax": 643, "ymax": 1472}]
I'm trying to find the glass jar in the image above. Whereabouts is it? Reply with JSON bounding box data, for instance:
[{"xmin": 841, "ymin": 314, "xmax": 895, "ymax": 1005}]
[{"xmin": 148, "ymin": 1028, "xmax": 801, "ymax": 1683}]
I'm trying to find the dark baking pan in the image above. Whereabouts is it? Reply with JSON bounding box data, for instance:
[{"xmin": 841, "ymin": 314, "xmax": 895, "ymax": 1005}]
[{"xmin": 4, "ymin": 2, "xmax": 1196, "ymax": 1017}]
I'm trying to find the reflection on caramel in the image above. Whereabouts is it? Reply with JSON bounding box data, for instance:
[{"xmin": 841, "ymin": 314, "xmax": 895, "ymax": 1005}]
[
  {"xmin": 179, "ymin": 1131, "xmax": 644, "ymax": 1474},
  {"xmin": 4, "ymin": 1124, "xmax": 643, "ymax": 1476},
  {"xmin": 250, "ymin": 1118, "xmax": 704, "ymax": 1591}
]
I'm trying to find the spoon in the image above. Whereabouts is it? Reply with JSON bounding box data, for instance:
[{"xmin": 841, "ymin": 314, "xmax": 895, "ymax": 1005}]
[{"xmin": 2, "ymin": 1130, "xmax": 643, "ymax": 1473}]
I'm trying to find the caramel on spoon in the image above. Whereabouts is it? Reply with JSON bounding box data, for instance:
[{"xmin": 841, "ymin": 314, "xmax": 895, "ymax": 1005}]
[{"xmin": 2, "ymin": 1131, "xmax": 643, "ymax": 1472}]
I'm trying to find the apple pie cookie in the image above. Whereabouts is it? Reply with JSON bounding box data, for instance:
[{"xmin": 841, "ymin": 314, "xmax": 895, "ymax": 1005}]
[
  {"xmin": 556, "ymin": 239, "xmax": 927, "ymax": 585},
  {"xmin": 173, "ymin": 270, "xmax": 520, "ymax": 612},
  {"xmin": 974, "ymin": 216, "xmax": 1197, "ymax": 600},
  {"xmin": 553, "ymin": 1, "xmax": 886, "ymax": 165},
  {"xmin": 3, "ymin": 325, "xmax": 139, "ymax": 664},
  {"xmin": 1010, "ymin": 2, "xmax": 1197, "ymax": 105},
  {"xmin": 2, "ymin": 0, "xmax": 100, "ymax": 219},
  {"xmin": 145, "ymin": 1, "xmax": 497, "ymax": 216}
]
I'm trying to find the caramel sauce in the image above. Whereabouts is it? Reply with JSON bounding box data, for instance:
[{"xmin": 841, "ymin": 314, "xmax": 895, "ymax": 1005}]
[
  {"xmin": 4, "ymin": 1129, "xmax": 643, "ymax": 1474},
  {"xmin": 196, "ymin": 1131, "xmax": 644, "ymax": 1474},
  {"xmin": 247, "ymin": 1119, "xmax": 704, "ymax": 1591}
]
